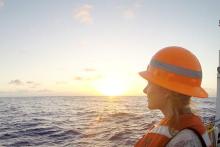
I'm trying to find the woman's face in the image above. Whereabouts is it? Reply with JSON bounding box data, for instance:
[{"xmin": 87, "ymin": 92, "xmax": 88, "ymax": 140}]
[{"xmin": 143, "ymin": 82, "xmax": 170, "ymax": 110}]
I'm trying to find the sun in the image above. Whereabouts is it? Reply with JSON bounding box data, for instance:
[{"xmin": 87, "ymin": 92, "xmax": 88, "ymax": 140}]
[
  {"xmin": 97, "ymin": 80, "xmax": 125, "ymax": 96},
  {"xmin": 94, "ymin": 75, "xmax": 128, "ymax": 96}
]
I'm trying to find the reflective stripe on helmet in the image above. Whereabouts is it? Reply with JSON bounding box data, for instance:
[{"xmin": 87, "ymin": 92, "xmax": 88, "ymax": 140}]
[{"xmin": 150, "ymin": 59, "xmax": 202, "ymax": 78}]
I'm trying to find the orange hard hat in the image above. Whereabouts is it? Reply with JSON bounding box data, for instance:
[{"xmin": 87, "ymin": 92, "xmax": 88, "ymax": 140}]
[{"xmin": 139, "ymin": 46, "xmax": 208, "ymax": 98}]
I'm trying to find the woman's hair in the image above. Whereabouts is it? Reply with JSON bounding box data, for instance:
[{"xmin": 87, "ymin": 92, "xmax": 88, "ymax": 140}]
[{"xmin": 166, "ymin": 91, "xmax": 191, "ymax": 127}]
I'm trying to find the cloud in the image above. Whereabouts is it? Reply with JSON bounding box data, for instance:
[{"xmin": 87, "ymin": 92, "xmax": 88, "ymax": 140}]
[
  {"xmin": 0, "ymin": 91, "xmax": 10, "ymax": 96},
  {"xmin": 0, "ymin": 89, "xmax": 52, "ymax": 97},
  {"xmin": 56, "ymin": 81, "xmax": 68, "ymax": 85},
  {"xmin": 84, "ymin": 68, "xmax": 96, "ymax": 72},
  {"xmin": 74, "ymin": 76, "xmax": 84, "ymax": 81},
  {"xmin": 74, "ymin": 75, "xmax": 101, "ymax": 81},
  {"xmin": 123, "ymin": 9, "xmax": 135, "ymax": 19},
  {"xmin": 9, "ymin": 79, "xmax": 40, "ymax": 88},
  {"xmin": 0, "ymin": 0, "xmax": 4, "ymax": 8},
  {"xmin": 73, "ymin": 4, "xmax": 93, "ymax": 25},
  {"xmin": 9, "ymin": 79, "xmax": 23, "ymax": 86},
  {"xmin": 26, "ymin": 81, "xmax": 40, "ymax": 88},
  {"xmin": 74, "ymin": 67, "xmax": 100, "ymax": 81},
  {"xmin": 0, "ymin": 90, "xmax": 29, "ymax": 97},
  {"xmin": 37, "ymin": 89, "xmax": 51, "ymax": 93},
  {"xmin": 134, "ymin": 0, "xmax": 143, "ymax": 9},
  {"xmin": 26, "ymin": 81, "xmax": 34, "ymax": 84},
  {"xmin": 122, "ymin": 0, "xmax": 143, "ymax": 19}
]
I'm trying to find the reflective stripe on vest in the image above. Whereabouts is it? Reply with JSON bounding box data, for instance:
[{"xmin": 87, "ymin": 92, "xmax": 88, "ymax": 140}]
[
  {"xmin": 150, "ymin": 125, "xmax": 172, "ymax": 138},
  {"xmin": 135, "ymin": 114, "xmax": 212, "ymax": 147},
  {"xmin": 150, "ymin": 59, "xmax": 202, "ymax": 78},
  {"xmin": 202, "ymin": 131, "xmax": 212, "ymax": 146},
  {"xmin": 149, "ymin": 125, "xmax": 211, "ymax": 147}
]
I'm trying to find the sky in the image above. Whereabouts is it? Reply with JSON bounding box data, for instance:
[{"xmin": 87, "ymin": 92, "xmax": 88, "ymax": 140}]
[{"xmin": 0, "ymin": 0, "xmax": 220, "ymax": 97}]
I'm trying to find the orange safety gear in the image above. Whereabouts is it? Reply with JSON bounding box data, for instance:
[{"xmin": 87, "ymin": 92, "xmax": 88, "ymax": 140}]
[
  {"xmin": 135, "ymin": 114, "xmax": 212, "ymax": 147},
  {"xmin": 139, "ymin": 46, "xmax": 208, "ymax": 98}
]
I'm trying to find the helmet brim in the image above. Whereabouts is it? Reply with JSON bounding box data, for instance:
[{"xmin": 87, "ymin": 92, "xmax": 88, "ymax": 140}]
[{"xmin": 139, "ymin": 70, "xmax": 208, "ymax": 98}]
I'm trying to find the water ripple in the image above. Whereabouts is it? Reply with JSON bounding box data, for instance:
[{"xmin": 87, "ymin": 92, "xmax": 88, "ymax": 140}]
[{"xmin": 0, "ymin": 96, "xmax": 216, "ymax": 147}]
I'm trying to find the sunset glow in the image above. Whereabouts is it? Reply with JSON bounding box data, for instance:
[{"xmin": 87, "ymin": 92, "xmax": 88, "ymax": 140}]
[
  {"xmin": 94, "ymin": 75, "xmax": 129, "ymax": 96},
  {"xmin": 0, "ymin": 0, "xmax": 219, "ymax": 97}
]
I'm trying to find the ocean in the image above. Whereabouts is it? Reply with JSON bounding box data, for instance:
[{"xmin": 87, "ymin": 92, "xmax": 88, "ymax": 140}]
[{"xmin": 0, "ymin": 96, "xmax": 216, "ymax": 147}]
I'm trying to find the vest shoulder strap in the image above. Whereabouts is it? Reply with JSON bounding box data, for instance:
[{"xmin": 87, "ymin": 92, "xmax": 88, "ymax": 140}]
[
  {"xmin": 168, "ymin": 128, "xmax": 207, "ymax": 147},
  {"xmin": 187, "ymin": 128, "xmax": 207, "ymax": 147}
]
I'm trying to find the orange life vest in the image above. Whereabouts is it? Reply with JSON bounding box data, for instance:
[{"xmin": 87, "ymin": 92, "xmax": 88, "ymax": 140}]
[{"xmin": 135, "ymin": 114, "xmax": 212, "ymax": 147}]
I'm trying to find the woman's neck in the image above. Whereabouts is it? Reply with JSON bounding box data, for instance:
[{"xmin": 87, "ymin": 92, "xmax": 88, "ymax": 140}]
[{"xmin": 161, "ymin": 106, "xmax": 192, "ymax": 118}]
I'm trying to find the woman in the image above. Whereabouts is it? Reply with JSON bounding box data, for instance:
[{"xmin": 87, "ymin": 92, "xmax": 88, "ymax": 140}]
[{"xmin": 135, "ymin": 46, "xmax": 212, "ymax": 147}]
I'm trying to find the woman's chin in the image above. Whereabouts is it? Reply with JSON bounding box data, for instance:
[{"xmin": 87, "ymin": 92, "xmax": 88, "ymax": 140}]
[
  {"xmin": 147, "ymin": 103, "xmax": 158, "ymax": 110},
  {"xmin": 147, "ymin": 104, "xmax": 154, "ymax": 110}
]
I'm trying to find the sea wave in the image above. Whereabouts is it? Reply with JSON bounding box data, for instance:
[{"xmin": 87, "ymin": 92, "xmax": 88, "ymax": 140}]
[{"xmin": 0, "ymin": 96, "xmax": 216, "ymax": 146}]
